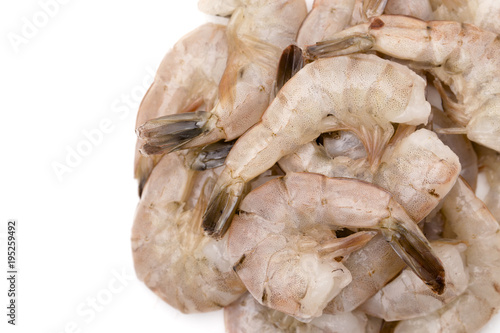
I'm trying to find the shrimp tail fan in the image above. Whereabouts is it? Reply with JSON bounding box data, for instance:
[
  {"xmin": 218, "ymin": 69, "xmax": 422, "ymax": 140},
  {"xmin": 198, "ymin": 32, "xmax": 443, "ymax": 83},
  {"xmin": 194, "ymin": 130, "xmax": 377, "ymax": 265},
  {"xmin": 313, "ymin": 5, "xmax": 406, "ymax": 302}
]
[
  {"xmin": 275, "ymin": 44, "xmax": 305, "ymax": 94},
  {"xmin": 137, "ymin": 110, "xmax": 211, "ymax": 155},
  {"xmin": 381, "ymin": 217, "xmax": 446, "ymax": 295},
  {"xmin": 202, "ymin": 181, "xmax": 244, "ymax": 240}
]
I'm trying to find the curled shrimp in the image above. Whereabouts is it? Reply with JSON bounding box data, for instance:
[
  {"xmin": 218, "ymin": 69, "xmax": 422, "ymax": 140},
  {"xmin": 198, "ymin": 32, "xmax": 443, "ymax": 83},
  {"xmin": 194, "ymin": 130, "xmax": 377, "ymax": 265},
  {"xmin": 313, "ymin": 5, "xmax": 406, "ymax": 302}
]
[
  {"xmin": 203, "ymin": 53, "xmax": 430, "ymax": 239},
  {"xmin": 359, "ymin": 241, "xmax": 469, "ymax": 321},
  {"xmin": 133, "ymin": 23, "xmax": 228, "ymax": 196},
  {"xmin": 131, "ymin": 152, "xmax": 246, "ymax": 313},
  {"xmin": 227, "ymin": 173, "xmax": 445, "ymax": 321},
  {"xmin": 224, "ymin": 292, "xmax": 372, "ymax": 333},
  {"xmin": 306, "ymin": 15, "xmax": 500, "ymax": 153},
  {"xmin": 392, "ymin": 177, "xmax": 500, "ymax": 332},
  {"xmin": 137, "ymin": 0, "xmax": 307, "ymax": 154}
]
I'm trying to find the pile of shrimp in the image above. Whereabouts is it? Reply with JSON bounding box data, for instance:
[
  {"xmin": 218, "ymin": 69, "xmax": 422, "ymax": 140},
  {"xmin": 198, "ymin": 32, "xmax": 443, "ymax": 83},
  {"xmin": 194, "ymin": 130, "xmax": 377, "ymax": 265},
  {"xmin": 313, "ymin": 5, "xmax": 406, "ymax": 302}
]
[{"xmin": 131, "ymin": 0, "xmax": 500, "ymax": 332}]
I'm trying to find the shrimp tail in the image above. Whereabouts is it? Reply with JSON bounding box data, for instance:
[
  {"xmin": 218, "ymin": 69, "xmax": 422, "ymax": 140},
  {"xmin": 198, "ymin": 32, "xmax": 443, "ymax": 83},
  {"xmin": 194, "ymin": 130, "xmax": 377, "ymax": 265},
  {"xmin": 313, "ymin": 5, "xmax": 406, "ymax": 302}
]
[
  {"xmin": 381, "ymin": 217, "xmax": 446, "ymax": 295},
  {"xmin": 137, "ymin": 110, "xmax": 211, "ymax": 155},
  {"xmin": 305, "ymin": 33, "xmax": 375, "ymax": 60},
  {"xmin": 202, "ymin": 181, "xmax": 244, "ymax": 240},
  {"xmin": 189, "ymin": 139, "xmax": 236, "ymax": 171},
  {"xmin": 275, "ymin": 44, "xmax": 305, "ymax": 94}
]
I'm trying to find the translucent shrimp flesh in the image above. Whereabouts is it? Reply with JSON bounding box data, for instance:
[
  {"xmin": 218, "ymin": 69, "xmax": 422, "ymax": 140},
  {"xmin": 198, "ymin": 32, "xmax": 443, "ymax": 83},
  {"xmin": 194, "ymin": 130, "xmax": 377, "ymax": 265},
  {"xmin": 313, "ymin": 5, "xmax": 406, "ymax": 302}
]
[
  {"xmin": 203, "ymin": 53, "xmax": 430, "ymax": 239},
  {"xmin": 227, "ymin": 173, "xmax": 445, "ymax": 321},
  {"xmin": 133, "ymin": 23, "xmax": 228, "ymax": 196},
  {"xmin": 392, "ymin": 177, "xmax": 500, "ymax": 332},
  {"xmin": 137, "ymin": 0, "xmax": 307, "ymax": 154},
  {"xmin": 306, "ymin": 15, "xmax": 500, "ymax": 153}
]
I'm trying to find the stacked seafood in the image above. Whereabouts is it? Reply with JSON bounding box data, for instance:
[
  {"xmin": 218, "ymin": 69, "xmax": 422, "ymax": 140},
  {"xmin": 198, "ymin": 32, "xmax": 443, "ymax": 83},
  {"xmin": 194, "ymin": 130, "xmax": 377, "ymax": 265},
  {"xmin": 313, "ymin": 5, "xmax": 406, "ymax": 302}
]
[{"xmin": 131, "ymin": 0, "xmax": 500, "ymax": 332}]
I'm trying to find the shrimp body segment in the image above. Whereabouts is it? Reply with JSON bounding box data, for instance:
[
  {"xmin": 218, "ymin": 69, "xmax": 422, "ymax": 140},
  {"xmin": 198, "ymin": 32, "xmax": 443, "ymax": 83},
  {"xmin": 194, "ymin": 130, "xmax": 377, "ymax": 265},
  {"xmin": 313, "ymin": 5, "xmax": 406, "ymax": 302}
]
[
  {"xmin": 306, "ymin": 15, "xmax": 500, "ymax": 152},
  {"xmin": 203, "ymin": 53, "xmax": 430, "ymax": 239},
  {"xmin": 131, "ymin": 153, "xmax": 246, "ymax": 313},
  {"xmin": 228, "ymin": 173, "xmax": 445, "ymax": 321},
  {"xmin": 134, "ymin": 23, "xmax": 228, "ymax": 195},
  {"xmin": 137, "ymin": 0, "xmax": 307, "ymax": 154}
]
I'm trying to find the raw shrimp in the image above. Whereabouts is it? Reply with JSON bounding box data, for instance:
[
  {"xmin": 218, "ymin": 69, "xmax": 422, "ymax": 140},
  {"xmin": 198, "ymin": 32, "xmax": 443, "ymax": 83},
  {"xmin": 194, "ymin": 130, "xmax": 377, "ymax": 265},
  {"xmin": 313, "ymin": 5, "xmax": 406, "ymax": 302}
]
[
  {"xmin": 131, "ymin": 153, "xmax": 246, "ymax": 313},
  {"xmin": 359, "ymin": 241, "xmax": 469, "ymax": 321},
  {"xmin": 392, "ymin": 178, "xmax": 500, "ymax": 332},
  {"xmin": 224, "ymin": 292, "xmax": 370, "ymax": 332},
  {"xmin": 137, "ymin": 0, "xmax": 307, "ymax": 154},
  {"xmin": 203, "ymin": 53, "xmax": 430, "ymax": 239},
  {"xmin": 476, "ymin": 145, "xmax": 500, "ymax": 221},
  {"xmin": 133, "ymin": 23, "xmax": 228, "ymax": 196},
  {"xmin": 306, "ymin": 15, "xmax": 500, "ymax": 152},
  {"xmin": 228, "ymin": 173, "xmax": 445, "ymax": 321}
]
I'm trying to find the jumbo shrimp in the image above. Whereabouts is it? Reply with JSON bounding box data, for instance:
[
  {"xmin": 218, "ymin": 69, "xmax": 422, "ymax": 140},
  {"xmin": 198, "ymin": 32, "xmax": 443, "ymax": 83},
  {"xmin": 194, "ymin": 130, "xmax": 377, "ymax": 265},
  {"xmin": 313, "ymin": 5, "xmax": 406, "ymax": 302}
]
[
  {"xmin": 137, "ymin": 0, "xmax": 307, "ymax": 154},
  {"xmin": 306, "ymin": 15, "xmax": 500, "ymax": 152},
  {"xmin": 134, "ymin": 23, "xmax": 228, "ymax": 196},
  {"xmin": 203, "ymin": 54, "xmax": 430, "ymax": 239}
]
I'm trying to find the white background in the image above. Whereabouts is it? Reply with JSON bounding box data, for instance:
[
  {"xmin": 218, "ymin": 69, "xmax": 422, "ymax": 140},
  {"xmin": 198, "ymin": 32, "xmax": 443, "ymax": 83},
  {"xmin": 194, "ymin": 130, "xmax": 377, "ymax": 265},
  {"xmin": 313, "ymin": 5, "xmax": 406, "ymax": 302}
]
[{"xmin": 1, "ymin": 1, "xmax": 500, "ymax": 332}]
